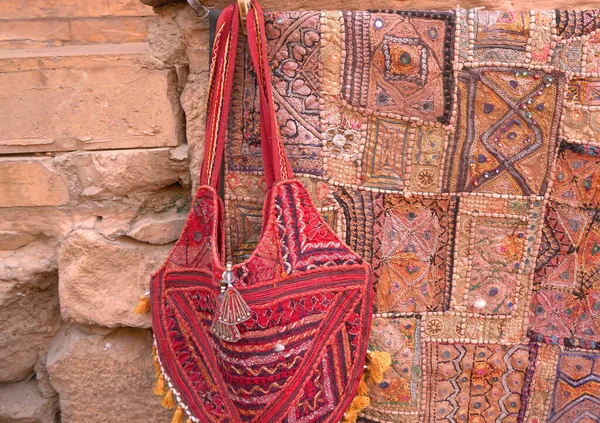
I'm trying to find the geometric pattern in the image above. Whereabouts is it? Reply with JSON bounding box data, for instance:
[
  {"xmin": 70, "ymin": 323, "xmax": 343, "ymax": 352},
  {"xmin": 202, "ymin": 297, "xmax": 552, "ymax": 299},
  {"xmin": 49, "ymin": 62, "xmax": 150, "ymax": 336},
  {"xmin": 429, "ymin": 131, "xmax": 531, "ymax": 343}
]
[
  {"xmin": 445, "ymin": 67, "xmax": 565, "ymax": 196},
  {"xmin": 362, "ymin": 116, "xmax": 410, "ymax": 189},
  {"xmin": 552, "ymin": 143, "xmax": 600, "ymax": 209},
  {"xmin": 547, "ymin": 350, "xmax": 600, "ymax": 423},
  {"xmin": 531, "ymin": 203, "xmax": 600, "ymax": 349},
  {"xmin": 424, "ymin": 342, "xmax": 531, "ymax": 422},
  {"xmin": 226, "ymin": 11, "xmax": 324, "ymax": 177},
  {"xmin": 374, "ymin": 195, "xmax": 455, "ymax": 314},
  {"xmin": 342, "ymin": 11, "xmax": 455, "ymax": 124},
  {"xmin": 472, "ymin": 11, "xmax": 530, "ymax": 63}
]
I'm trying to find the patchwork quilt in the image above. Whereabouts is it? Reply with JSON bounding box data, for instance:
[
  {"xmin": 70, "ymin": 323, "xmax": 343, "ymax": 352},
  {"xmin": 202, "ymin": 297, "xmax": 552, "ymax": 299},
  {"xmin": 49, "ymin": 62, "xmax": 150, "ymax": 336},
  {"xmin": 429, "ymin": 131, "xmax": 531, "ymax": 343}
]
[{"xmin": 222, "ymin": 8, "xmax": 600, "ymax": 422}]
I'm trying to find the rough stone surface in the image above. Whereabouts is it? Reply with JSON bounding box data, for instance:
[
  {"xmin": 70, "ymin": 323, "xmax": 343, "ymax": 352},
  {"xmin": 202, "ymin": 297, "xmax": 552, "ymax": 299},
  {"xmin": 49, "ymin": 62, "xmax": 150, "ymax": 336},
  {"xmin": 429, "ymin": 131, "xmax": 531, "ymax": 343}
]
[
  {"xmin": 127, "ymin": 208, "xmax": 187, "ymax": 244},
  {"xmin": 0, "ymin": 380, "xmax": 59, "ymax": 423},
  {"xmin": 0, "ymin": 241, "xmax": 61, "ymax": 383},
  {"xmin": 180, "ymin": 72, "xmax": 209, "ymax": 190},
  {"xmin": 0, "ymin": 159, "xmax": 70, "ymax": 208},
  {"xmin": 46, "ymin": 325, "xmax": 170, "ymax": 423},
  {"xmin": 0, "ymin": 46, "xmax": 183, "ymax": 154},
  {"xmin": 58, "ymin": 230, "xmax": 171, "ymax": 328},
  {"xmin": 55, "ymin": 146, "xmax": 190, "ymax": 199}
]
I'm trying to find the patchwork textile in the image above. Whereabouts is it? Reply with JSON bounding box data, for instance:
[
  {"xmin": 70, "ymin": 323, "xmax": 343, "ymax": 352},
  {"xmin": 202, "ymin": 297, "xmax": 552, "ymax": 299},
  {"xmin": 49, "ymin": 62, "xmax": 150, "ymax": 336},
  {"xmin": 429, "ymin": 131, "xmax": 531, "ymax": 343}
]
[{"xmin": 223, "ymin": 8, "xmax": 600, "ymax": 423}]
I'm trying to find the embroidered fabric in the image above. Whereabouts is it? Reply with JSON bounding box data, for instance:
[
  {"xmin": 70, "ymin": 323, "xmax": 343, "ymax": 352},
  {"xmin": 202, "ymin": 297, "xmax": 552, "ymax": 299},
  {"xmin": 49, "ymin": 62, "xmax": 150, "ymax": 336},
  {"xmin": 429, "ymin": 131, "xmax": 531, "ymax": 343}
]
[{"xmin": 222, "ymin": 7, "xmax": 600, "ymax": 423}]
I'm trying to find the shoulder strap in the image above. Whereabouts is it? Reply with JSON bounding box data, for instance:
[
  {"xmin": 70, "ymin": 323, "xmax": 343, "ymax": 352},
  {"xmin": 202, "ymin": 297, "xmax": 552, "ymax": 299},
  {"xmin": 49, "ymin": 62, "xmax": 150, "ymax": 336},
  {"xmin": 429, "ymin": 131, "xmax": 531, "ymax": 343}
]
[{"xmin": 199, "ymin": 1, "xmax": 294, "ymax": 189}]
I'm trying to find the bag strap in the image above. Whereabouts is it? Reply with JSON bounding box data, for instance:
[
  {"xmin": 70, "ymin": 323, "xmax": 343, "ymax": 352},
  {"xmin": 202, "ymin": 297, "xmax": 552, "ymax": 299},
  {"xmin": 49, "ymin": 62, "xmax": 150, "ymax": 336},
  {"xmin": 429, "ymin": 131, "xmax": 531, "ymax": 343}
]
[{"xmin": 199, "ymin": 0, "xmax": 294, "ymax": 190}]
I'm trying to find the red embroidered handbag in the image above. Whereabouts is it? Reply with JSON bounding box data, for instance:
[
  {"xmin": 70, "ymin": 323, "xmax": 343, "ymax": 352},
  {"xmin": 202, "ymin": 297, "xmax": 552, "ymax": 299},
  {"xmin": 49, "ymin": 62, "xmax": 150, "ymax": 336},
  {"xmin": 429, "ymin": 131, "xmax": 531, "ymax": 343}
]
[{"xmin": 149, "ymin": 2, "xmax": 374, "ymax": 422}]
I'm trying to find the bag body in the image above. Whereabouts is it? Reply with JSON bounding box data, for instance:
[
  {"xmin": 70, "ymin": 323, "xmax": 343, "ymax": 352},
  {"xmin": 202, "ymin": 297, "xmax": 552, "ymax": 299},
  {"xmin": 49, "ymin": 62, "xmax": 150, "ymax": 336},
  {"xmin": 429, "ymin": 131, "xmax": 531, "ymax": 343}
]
[
  {"xmin": 221, "ymin": 6, "xmax": 600, "ymax": 423},
  {"xmin": 150, "ymin": 3, "xmax": 373, "ymax": 423}
]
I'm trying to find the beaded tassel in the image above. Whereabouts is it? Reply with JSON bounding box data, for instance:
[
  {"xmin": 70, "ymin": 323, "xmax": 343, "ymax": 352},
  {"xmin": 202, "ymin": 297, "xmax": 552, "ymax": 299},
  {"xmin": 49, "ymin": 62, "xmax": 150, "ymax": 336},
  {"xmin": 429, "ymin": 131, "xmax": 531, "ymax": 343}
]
[{"xmin": 210, "ymin": 263, "xmax": 251, "ymax": 342}]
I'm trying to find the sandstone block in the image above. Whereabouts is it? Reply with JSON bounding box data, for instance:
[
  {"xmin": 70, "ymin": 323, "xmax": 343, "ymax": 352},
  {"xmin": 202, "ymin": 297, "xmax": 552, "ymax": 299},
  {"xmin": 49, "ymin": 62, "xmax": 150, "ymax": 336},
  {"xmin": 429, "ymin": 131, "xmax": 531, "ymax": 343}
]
[
  {"xmin": 0, "ymin": 19, "xmax": 70, "ymax": 50},
  {"xmin": 69, "ymin": 17, "xmax": 150, "ymax": 45},
  {"xmin": 0, "ymin": 17, "xmax": 149, "ymax": 50},
  {"xmin": 0, "ymin": 241, "xmax": 61, "ymax": 382},
  {"xmin": 0, "ymin": 0, "xmax": 152, "ymax": 20},
  {"xmin": 127, "ymin": 208, "xmax": 186, "ymax": 244},
  {"xmin": 55, "ymin": 146, "xmax": 190, "ymax": 199},
  {"xmin": 45, "ymin": 325, "xmax": 171, "ymax": 423},
  {"xmin": 58, "ymin": 229, "xmax": 171, "ymax": 328},
  {"xmin": 0, "ymin": 380, "xmax": 59, "ymax": 423},
  {"xmin": 0, "ymin": 44, "xmax": 183, "ymax": 154},
  {"xmin": 0, "ymin": 159, "xmax": 69, "ymax": 208}
]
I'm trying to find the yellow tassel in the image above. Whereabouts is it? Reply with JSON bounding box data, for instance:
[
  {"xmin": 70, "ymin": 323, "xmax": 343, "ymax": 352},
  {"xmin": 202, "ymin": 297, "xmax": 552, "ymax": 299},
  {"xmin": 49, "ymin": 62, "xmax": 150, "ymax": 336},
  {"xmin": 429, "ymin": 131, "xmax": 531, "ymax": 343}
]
[
  {"xmin": 342, "ymin": 351, "xmax": 392, "ymax": 423},
  {"xmin": 152, "ymin": 344, "xmax": 157, "ymax": 356},
  {"xmin": 367, "ymin": 351, "xmax": 392, "ymax": 384},
  {"xmin": 162, "ymin": 390, "xmax": 175, "ymax": 409},
  {"xmin": 154, "ymin": 374, "xmax": 166, "ymax": 396},
  {"xmin": 357, "ymin": 377, "xmax": 368, "ymax": 396},
  {"xmin": 186, "ymin": 420, "xmax": 193, "ymax": 423},
  {"xmin": 171, "ymin": 405, "xmax": 184, "ymax": 423},
  {"xmin": 134, "ymin": 294, "xmax": 150, "ymax": 314},
  {"xmin": 341, "ymin": 377, "xmax": 371, "ymax": 423}
]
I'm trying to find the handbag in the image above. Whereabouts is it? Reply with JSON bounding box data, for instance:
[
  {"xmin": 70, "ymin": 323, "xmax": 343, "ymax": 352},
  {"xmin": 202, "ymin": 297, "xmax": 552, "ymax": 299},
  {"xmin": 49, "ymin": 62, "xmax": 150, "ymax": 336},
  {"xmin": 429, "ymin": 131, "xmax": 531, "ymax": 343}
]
[{"xmin": 145, "ymin": 2, "xmax": 374, "ymax": 422}]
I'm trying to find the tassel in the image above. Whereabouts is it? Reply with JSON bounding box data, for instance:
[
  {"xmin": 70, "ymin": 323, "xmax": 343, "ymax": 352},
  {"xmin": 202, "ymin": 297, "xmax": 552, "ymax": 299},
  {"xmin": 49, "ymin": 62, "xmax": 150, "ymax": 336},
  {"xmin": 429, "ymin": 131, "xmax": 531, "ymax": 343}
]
[
  {"xmin": 367, "ymin": 351, "xmax": 392, "ymax": 384},
  {"xmin": 162, "ymin": 390, "xmax": 175, "ymax": 409},
  {"xmin": 134, "ymin": 293, "xmax": 150, "ymax": 314},
  {"xmin": 186, "ymin": 420, "xmax": 193, "ymax": 423},
  {"xmin": 341, "ymin": 351, "xmax": 392, "ymax": 423},
  {"xmin": 154, "ymin": 374, "xmax": 166, "ymax": 396},
  {"xmin": 171, "ymin": 405, "xmax": 184, "ymax": 423},
  {"xmin": 153, "ymin": 356, "xmax": 161, "ymax": 378},
  {"xmin": 341, "ymin": 374, "xmax": 371, "ymax": 423},
  {"xmin": 210, "ymin": 262, "xmax": 251, "ymax": 342}
]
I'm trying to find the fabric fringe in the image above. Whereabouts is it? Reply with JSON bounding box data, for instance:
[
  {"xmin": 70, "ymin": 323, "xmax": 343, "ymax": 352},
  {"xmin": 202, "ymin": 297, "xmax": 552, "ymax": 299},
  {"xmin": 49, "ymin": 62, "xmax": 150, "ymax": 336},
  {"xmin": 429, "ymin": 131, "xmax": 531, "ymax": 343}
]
[
  {"xmin": 134, "ymin": 294, "xmax": 150, "ymax": 314},
  {"xmin": 171, "ymin": 405, "xmax": 184, "ymax": 423},
  {"xmin": 341, "ymin": 351, "xmax": 392, "ymax": 423},
  {"xmin": 162, "ymin": 390, "xmax": 175, "ymax": 409},
  {"xmin": 153, "ymin": 356, "xmax": 161, "ymax": 378}
]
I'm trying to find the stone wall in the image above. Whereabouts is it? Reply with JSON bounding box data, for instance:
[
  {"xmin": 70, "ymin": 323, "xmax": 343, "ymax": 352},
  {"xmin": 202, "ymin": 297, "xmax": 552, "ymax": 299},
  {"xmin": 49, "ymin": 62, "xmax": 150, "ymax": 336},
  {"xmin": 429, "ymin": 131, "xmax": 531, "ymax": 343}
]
[
  {"xmin": 0, "ymin": 1, "xmax": 195, "ymax": 421},
  {"xmin": 0, "ymin": 0, "xmax": 589, "ymax": 422}
]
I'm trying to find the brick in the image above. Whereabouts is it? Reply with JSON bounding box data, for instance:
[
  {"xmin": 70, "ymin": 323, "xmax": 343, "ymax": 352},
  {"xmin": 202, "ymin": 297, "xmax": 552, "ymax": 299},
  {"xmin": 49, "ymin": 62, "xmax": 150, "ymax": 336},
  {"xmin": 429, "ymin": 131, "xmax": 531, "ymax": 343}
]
[
  {"xmin": 0, "ymin": 0, "xmax": 152, "ymax": 20},
  {"xmin": 0, "ymin": 159, "xmax": 70, "ymax": 207},
  {"xmin": 0, "ymin": 44, "xmax": 183, "ymax": 154},
  {"xmin": 0, "ymin": 17, "xmax": 149, "ymax": 50},
  {"xmin": 55, "ymin": 146, "xmax": 190, "ymax": 199}
]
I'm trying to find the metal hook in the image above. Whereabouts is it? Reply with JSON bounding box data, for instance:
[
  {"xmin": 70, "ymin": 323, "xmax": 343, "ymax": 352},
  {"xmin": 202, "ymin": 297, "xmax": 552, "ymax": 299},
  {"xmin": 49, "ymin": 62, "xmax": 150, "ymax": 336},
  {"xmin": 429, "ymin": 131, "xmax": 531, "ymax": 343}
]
[{"xmin": 187, "ymin": 0, "xmax": 209, "ymax": 20}]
